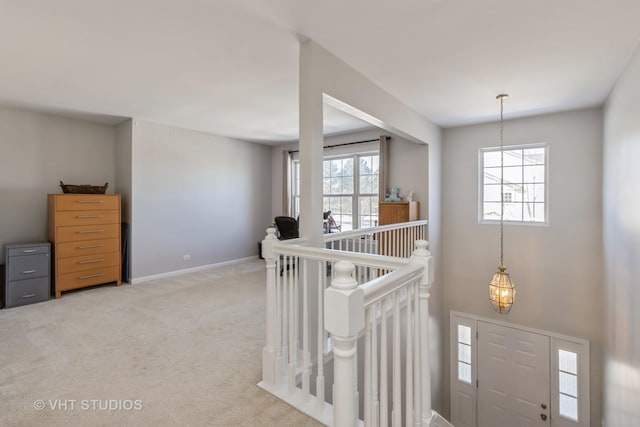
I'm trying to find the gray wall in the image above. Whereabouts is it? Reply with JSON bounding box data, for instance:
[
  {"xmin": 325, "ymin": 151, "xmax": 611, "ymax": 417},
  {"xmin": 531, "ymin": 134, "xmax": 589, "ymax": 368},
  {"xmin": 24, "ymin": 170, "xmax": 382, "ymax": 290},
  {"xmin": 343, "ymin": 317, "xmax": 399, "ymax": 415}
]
[
  {"xmin": 130, "ymin": 120, "xmax": 272, "ymax": 280},
  {"xmin": 603, "ymin": 46, "xmax": 640, "ymax": 427},
  {"xmin": 0, "ymin": 105, "xmax": 115, "ymax": 260},
  {"xmin": 114, "ymin": 119, "xmax": 133, "ymax": 224},
  {"xmin": 442, "ymin": 108, "xmax": 603, "ymax": 424}
]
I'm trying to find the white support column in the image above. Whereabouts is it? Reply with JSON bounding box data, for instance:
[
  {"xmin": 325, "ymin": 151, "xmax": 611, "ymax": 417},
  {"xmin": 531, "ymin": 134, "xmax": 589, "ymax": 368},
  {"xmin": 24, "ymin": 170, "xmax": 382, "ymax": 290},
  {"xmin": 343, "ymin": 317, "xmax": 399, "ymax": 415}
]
[
  {"xmin": 410, "ymin": 240, "xmax": 434, "ymax": 426},
  {"xmin": 299, "ymin": 39, "xmax": 324, "ymax": 247},
  {"xmin": 262, "ymin": 228, "xmax": 279, "ymax": 385},
  {"xmin": 324, "ymin": 261, "xmax": 365, "ymax": 427}
]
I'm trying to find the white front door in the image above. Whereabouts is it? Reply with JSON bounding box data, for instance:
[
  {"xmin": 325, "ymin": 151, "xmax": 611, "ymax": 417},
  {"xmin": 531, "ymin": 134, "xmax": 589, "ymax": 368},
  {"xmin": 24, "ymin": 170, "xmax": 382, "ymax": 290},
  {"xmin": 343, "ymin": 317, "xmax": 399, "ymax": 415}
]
[{"xmin": 477, "ymin": 321, "xmax": 550, "ymax": 427}]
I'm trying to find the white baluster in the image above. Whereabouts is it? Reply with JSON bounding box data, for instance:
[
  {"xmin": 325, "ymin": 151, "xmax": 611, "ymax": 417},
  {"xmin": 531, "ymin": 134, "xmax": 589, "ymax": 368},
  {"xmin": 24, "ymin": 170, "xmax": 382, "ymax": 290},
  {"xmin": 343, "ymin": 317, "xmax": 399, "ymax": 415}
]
[
  {"xmin": 364, "ymin": 306, "xmax": 372, "ymax": 426},
  {"xmin": 392, "ymin": 292, "xmax": 401, "ymax": 427},
  {"xmin": 410, "ymin": 240, "xmax": 434, "ymax": 425},
  {"xmin": 276, "ymin": 255, "xmax": 284, "ymax": 385},
  {"xmin": 372, "ymin": 302, "xmax": 380, "ymax": 427},
  {"xmin": 414, "ymin": 281, "xmax": 422, "ymax": 427},
  {"xmin": 302, "ymin": 258, "xmax": 310, "ymax": 395},
  {"xmin": 324, "ymin": 261, "xmax": 364, "ymax": 427},
  {"xmin": 294, "ymin": 256, "xmax": 299, "ymax": 371},
  {"xmin": 317, "ymin": 260, "xmax": 325, "ymax": 407},
  {"xmin": 288, "ymin": 255, "xmax": 298, "ymax": 393},
  {"xmin": 383, "ymin": 230, "xmax": 387, "ymax": 256},
  {"xmin": 380, "ymin": 296, "xmax": 389, "ymax": 427},
  {"xmin": 262, "ymin": 228, "xmax": 279, "ymax": 385},
  {"xmin": 410, "ymin": 227, "xmax": 414, "ymax": 254},
  {"xmin": 406, "ymin": 284, "xmax": 415, "ymax": 427},
  {"xmin": 282, "ymin": 254, "xmax": 288, "ymax": 375}
]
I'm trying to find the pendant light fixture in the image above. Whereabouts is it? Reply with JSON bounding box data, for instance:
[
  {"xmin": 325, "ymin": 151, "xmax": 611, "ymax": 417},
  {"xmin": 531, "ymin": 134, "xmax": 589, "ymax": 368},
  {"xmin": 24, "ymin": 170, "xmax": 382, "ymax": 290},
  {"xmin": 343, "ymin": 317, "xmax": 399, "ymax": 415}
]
[{"xmin": 489, "ymin": 94, "xmax": 516, "ymax": 314}]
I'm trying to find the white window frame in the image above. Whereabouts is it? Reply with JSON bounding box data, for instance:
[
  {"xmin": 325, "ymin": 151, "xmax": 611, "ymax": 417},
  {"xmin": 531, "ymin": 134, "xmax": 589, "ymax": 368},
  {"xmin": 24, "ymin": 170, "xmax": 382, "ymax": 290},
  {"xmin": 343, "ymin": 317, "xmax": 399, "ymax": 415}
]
[
  {"xmin": 478, "ymin": 143, "xmax": 550, "ymax": 226},
  {"xmin": 355, "ymin": 153, "xmax": 380, "ymax": 229},
  {"xmin": 290, "ymin": 150, "xmax": 380, "ymax": 230},
  {"xmin": 291, "ymin": 160, "xmax": 300, "ymax": 220},
  {"xmin": 551, "ymin": 338, "xmax": 590, "ymax": 427}
]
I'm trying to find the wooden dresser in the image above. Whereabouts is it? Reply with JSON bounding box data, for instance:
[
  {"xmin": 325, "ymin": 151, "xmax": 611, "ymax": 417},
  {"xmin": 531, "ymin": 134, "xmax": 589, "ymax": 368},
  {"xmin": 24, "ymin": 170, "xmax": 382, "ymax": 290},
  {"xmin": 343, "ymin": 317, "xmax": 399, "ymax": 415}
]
[
  {"xmin": 378, "ymin": 201, "xmax": 419, "ymax": 225},
  {"xmin": 47, "ymin": 194, "xmax": 121, "ymax": 298},
  {"xmin": 378, "ymin": 201, "xmax": 421, "ymax": 257}
]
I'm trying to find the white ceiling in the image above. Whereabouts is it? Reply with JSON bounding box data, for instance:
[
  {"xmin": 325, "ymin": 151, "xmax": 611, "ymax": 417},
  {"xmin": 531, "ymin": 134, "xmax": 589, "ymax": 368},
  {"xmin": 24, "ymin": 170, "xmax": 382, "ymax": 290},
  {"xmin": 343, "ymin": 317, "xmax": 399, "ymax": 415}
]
[{"xmin": 1, "ymin": 0, "xmax": 639, "ymax": 144}]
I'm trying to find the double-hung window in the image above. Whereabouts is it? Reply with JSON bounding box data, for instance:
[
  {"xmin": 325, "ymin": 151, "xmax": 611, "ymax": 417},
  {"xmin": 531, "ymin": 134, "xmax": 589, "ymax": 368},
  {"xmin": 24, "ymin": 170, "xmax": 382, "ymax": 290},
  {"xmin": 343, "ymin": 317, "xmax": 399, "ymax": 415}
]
[
  {"xmin": 479, "ymin": 143, "xmax": 548, "ymax": 224},
  {"xmin": 323, "ymin": 156, "xmax": 355, "ymax": 230},
  {"xmin": 291, "ymin": 152, "xmax": 380, "ymax": 231}
]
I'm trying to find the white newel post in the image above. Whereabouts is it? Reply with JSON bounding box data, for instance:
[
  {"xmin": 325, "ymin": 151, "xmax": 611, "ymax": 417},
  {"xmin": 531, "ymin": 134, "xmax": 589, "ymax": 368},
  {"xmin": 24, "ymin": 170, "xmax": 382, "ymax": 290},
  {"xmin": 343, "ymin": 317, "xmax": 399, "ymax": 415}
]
[
  {"xmin": 262, "ymin": 227, "xmax": 279, "ymax": 385},
  {"xmin": 324, "ymin": 261, "xmax": 364, "ymax": 427},
  {"xmin": 410, "ymin": 240, "xmax": 434, "ymax": 426}
]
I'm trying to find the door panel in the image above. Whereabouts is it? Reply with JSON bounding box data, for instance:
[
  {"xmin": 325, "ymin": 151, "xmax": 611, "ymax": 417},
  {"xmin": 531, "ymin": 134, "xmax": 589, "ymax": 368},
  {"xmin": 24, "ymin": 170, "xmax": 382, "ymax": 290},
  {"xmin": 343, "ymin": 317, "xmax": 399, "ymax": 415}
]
[{"xmin": 477, "ymin": 322, "xmax": 550, "ymax": 427}]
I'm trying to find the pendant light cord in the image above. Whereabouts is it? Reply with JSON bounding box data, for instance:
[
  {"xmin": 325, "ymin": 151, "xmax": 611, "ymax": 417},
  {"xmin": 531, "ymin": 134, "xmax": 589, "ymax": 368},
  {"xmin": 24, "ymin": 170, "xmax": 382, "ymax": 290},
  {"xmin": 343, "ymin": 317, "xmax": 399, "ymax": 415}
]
[{"xmin": 499, "ymin": 96, "xmax": 505, "ymax": 269}]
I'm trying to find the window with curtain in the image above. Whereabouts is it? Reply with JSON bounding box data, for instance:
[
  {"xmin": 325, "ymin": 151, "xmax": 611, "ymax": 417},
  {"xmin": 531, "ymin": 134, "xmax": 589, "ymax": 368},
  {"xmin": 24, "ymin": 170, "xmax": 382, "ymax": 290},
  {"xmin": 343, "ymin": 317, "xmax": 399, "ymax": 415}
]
[{"xmin": 290, "ymin": 151, "xmax": 380, "ymax": 231}]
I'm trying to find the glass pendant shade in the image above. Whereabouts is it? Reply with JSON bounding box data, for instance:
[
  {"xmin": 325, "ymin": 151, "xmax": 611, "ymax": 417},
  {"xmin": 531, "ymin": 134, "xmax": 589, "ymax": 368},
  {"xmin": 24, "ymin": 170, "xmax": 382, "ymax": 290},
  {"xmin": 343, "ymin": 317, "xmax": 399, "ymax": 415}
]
[{"xmin": 489, "ymin": 266, "xmax": 516, "ymax": 314}]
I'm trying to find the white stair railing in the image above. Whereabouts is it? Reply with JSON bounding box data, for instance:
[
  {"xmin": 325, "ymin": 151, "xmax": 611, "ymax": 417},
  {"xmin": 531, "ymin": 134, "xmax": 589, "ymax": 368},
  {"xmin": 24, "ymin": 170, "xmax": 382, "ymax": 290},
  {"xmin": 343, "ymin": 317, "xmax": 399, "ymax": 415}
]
[
  {"xmin": 327, "ymin": 240, "xmax": 434, "ymax": 427},
  {"xmin": 259, "ymin": 223, "xmax": 451, "ymax": 427},
  {"xmin": 324, "ymin": 220, "xmax": 427, "ymax": 259}
]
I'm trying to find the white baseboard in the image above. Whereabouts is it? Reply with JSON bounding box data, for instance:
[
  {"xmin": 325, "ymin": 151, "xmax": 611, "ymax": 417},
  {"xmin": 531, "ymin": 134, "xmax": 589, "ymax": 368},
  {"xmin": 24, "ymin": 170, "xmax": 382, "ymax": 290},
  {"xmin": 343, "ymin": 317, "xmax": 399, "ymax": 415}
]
[{"xmin": 130, "ymin": 255, "xmax": 259, "ymax": 284}]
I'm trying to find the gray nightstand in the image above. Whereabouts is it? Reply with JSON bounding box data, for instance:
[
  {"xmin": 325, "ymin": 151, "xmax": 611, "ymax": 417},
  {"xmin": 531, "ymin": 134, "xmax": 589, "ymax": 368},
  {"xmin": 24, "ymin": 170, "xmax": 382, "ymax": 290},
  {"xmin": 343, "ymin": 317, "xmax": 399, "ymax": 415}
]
[{"xmin": 3, "ymin": 242, "xmax": 51, "ymax": 308}]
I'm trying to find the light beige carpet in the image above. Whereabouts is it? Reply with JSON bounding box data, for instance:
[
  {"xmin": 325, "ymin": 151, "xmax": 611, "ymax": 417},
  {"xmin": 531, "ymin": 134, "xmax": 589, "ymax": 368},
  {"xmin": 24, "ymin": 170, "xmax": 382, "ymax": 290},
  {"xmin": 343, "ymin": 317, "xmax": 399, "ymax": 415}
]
[{"xmin": 0, "ymin": 259, "xmax": 322, "ymax": 427}]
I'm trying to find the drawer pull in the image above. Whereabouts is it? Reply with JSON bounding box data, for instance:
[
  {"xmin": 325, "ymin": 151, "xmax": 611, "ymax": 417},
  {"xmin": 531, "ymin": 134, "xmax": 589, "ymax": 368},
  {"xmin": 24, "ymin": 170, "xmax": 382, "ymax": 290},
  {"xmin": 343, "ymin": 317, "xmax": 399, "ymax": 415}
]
[
  {"xmin": 76, "ymin": 215, "xmax": 105, "ymax": 219},
  {"xmin": 78, "ymin": 273, "xmax": 105, "ymax": 280},
  {"xmin": 77, "ymin": 200, "xmax": 104, "ymax": 204},
  {"xmin": 79, "ymin": 258, "xmax": 104, "ymax": 264},
  {"xmin": 22, "ymin": 249, "xmax": 37, "ymax": 253},
  {"xmin": 78, "ymin": 229, "xmax": 104, "ymax": 234},
  {"xmin": 22, "ymin": 294, "xmax": 36, "ymax": 299},
  {"xmin": 78, "ymin": 244, "xmax": 105, "ymax": 249},
  {"xmin": 22, "ymin": 270, "xmax": 37, "ymax": 274}
]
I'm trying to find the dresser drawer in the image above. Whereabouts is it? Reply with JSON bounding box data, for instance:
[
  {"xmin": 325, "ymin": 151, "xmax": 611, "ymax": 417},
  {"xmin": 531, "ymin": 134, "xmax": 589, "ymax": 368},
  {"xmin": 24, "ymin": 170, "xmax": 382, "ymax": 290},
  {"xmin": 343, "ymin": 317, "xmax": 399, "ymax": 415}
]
[
  {"xmin": 6, "ymin": 277, "xmax": 50, "ymax": 308},
  {"xmin": 57, "ymin": 251, "xmax": 119, "ymax": 274},
  {"xmin": 7, "ymin": 253, "xmax": 50, "ymax": 281},
  {"xmin": 55, "ymin": 210, "xmax": 119, "ymax": 227},
  {"xmin": 56, "ymin": 223, "xmax": 120, "ymax": 243},
  {"xmin": 56, "ymin": 238, "xmax": 119, "ymax": 258},
  {"xmin": 54, "ymin": 194, "xmax": 119, "ymax": 211},
  {"xmin": 8, "ymin": 245, "xmax": 50, "ymax": 257},
  {"xmin": 57, "ymin": 265, "xmax": 120, "ymax": 292}
]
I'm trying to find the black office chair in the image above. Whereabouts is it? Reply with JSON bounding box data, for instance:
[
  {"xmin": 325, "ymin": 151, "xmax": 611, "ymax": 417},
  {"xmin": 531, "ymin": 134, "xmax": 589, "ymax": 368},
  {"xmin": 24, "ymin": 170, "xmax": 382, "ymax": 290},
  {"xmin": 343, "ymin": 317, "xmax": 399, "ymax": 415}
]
[
  {"xmin": 274, "ymin": 216, "xmax": 299, "ymax": 240},
  {"xmin": 274, "ymin": 216, "xmax": 299, "ymax": 275}
]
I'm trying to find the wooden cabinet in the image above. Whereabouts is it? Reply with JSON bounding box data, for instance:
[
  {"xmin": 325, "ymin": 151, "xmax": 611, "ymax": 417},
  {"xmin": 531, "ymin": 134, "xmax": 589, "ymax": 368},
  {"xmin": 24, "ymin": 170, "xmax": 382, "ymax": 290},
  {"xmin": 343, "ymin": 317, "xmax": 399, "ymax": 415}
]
[
  {"xmin": 378, "ymin": 201, "xmax": 419, "ymax": 225},
  {"xmin": 48, "ymin": 194, "xmax": 121, "ymax": 298}
]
